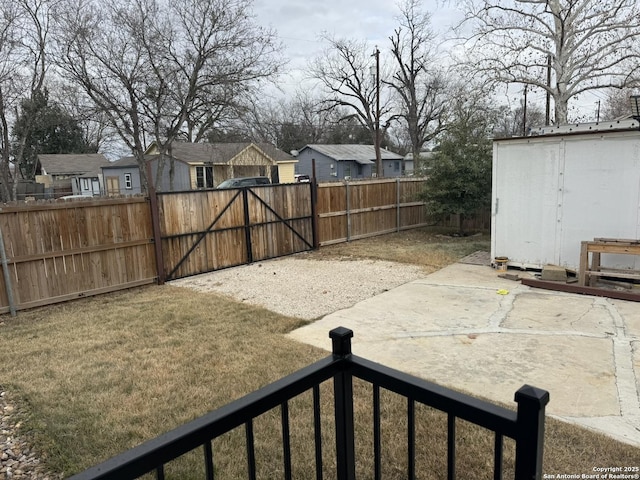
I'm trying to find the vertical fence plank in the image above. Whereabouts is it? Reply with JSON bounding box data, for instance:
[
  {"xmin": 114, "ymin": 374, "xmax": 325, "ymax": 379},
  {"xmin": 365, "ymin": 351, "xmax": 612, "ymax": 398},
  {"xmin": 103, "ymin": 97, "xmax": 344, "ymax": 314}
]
[{"xmin": 0, "ymin": 198, "xmax": 155, "ymax": 313}]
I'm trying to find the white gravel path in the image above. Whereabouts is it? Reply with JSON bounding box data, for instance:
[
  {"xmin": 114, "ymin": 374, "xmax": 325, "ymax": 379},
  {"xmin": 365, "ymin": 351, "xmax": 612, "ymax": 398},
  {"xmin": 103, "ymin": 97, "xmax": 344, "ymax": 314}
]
[{"xmin": 170, "ymin": 255, "xmax": 427, "ymax": 320}]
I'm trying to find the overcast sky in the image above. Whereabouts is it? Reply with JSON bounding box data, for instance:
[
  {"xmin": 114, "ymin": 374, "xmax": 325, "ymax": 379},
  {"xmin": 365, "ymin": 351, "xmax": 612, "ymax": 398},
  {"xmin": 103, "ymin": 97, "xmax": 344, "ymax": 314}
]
[
  {"xmin": 252, "ymin": 0, "xmax": 464, "ymax": 96},
  {"xmin": 251, "ymin": 0, "xmax": 603, "ymax": 120}
]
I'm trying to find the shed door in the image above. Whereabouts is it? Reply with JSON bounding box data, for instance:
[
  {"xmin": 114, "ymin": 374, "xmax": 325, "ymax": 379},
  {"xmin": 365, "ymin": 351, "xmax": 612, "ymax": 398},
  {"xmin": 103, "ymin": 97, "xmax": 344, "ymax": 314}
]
[
  {"xmin": 559, "ymin": 135, "xmax": 640, "ymax": 269},
  {"xmin": 492, "ymin": 141, "xmax": 562, "ymax": 268},
  {"xmin": 106, "ymin": 176, "xmax": 120, "ymax": 196}
]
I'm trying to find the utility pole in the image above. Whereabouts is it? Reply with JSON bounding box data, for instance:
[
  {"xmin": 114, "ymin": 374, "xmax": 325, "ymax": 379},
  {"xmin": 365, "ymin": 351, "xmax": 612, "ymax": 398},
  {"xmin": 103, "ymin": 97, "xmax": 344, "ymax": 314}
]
[
  {"xmin": 545, "ymin": 55, "xmax": 551, "ymax": 125},
  {"xmin": 523, "ymin": 85, "xmax": 528, "ymax": 136},
  {"xmin": 596, "ymin": 101, "xmax": 601, "ymax": 122},
  {"xmin": 372, "ymin": 46, "xmax": 382, "ymax": 177}
]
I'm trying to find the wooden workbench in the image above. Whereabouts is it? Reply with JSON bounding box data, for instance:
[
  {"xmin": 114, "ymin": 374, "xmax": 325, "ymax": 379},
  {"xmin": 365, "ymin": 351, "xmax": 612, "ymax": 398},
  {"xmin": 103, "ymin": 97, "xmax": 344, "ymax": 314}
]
[{"xmin": 578, "ymin": 238, "xmax": 640, "ymax": 286}]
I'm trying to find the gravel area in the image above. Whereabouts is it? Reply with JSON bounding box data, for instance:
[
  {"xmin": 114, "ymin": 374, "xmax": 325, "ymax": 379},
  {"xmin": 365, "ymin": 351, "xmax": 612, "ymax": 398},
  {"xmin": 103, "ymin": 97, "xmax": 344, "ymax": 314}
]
[
  {"xmin": 0, "ymin": 390, "xmax": 62, "ymax": 480},
  {"xmin": 170, "ymin": 255, "xmax": 428, "ymax": 320}
]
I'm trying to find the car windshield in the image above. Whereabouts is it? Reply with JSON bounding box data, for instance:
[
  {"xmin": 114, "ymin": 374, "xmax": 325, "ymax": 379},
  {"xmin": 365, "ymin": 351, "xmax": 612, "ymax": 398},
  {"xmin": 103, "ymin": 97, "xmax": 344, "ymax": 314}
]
[
  {"xmin": 217, "ymin": 177, "xmax": 270, "ymax": 188},
  {"xmin": 217, "ymin": 179, "xmax": 236, "ymax": 188}
]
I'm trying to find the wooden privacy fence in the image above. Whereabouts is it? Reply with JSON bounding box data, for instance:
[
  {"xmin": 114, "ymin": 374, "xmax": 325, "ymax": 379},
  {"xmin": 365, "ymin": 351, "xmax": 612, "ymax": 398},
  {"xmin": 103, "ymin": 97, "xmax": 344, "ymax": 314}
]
[
  {"xmin": 0, "ymin": 198, "xmax": 156, "ymax": 314},
  {"xmin": 0, "ymin": 178, "xmax": 436, "ymax": 313},
  {"xmin": 157, "ymin": 183, "xmax": 314, "ymax": 280},
  {"xmin": 317, "ymin": 178, "xmax": 429, "ymax": 245}
]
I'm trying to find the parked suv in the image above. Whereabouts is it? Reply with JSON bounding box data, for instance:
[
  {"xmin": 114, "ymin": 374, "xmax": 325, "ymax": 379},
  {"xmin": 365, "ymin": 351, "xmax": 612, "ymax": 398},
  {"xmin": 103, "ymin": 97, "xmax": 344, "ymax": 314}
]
[
  {"xmin": 216, "ymin": 176, "xmax": 271, "ymax": 188},
  {"xmin": 294, "ymin": 174, "xmax": 310, "ymax": 183}
]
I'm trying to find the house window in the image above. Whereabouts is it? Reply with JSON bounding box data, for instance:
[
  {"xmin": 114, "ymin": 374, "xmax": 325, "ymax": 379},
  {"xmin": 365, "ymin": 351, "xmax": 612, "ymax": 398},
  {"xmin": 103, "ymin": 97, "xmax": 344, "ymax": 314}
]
[
  {"xmin": 82, "ymin": 178, "xmax": 89, "ymax": 190},
  {"xmin": 344, "ymin": 164, "xmax": 351, "ymax": 178},
  {"xmin": 394, "ymin": 161, "xmax": 400, "ymax": 172},
  {"xmin": 196, "ymin": 166, "xmax": 214, "ymax": 188},
  {"xmin": 124, "ymin": 173, "xmax": 133, "ymax": 190}
]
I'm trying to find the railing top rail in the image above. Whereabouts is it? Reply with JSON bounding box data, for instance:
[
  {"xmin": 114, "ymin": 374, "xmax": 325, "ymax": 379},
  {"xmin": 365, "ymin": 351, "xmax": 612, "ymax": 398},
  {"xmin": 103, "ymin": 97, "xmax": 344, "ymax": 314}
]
[
  {"xmin": 68, "ymin": 355, "xmax": 342, "ymax": 480},
  {"xmin": 349, "ymin": 355, "xmax": 519, "ymax": 438}
]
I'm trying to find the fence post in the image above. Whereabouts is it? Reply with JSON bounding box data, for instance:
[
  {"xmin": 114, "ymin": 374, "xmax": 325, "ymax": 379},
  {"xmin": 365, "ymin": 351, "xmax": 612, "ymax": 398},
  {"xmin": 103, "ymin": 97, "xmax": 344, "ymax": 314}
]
[
  {"xmin": 311, "ymin": 159, "xmax": 319, "ymax": 250},
  {"xmin": 146, "ymin": 161, "xmax": 165, "ymax": 285},
  {"xmin": 330, "ymin": 327, "xmax": 356, "ymax": 480},
  {"xmin": 396, "ymin": 177, "xmax": 400, "ymax": 232},
  {"xmin": 242, "ymin": 188, "xmax": 253, "ymax": 264},
  {"xmin": 514, "ymin": 385, "xmax": 550, "ymax": 480}
]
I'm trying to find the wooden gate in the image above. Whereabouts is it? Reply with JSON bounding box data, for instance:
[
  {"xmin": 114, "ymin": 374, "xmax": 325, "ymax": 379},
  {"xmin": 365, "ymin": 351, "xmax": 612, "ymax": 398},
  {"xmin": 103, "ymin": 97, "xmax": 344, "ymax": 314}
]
[{"xmin": 158, "ymin": 183, "xmax": 315, "ymax": 280}]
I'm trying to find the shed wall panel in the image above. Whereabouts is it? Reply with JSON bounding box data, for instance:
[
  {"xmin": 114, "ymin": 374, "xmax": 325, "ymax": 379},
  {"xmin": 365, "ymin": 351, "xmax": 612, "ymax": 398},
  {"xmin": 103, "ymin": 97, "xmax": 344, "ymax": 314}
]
[{"xmin": 492, "ymin": 131, "xmax": 640, "ymax": 270}]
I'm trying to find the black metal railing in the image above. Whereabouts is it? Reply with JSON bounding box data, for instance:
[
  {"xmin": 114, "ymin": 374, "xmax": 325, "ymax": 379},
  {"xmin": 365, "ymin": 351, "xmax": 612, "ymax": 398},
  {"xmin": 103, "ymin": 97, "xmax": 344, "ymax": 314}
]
[{"xmin": 69, "ymin": 327, "xmax": 549, "ymax": 480}]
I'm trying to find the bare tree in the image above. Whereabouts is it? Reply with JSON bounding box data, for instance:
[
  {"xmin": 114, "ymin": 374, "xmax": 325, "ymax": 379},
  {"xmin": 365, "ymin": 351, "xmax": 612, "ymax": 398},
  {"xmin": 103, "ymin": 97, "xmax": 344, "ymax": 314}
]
[
  {"xmin": 309, "ymin": 36, "xmax": 392, "ymax": 176},
  {"xmin": 233, "ymin": 92, "xmax": 358, "ymax": 154},
  {"xmin": 601, "ymin": 88, "xmax": 638, "ymax": 121},
  {"xmin": 55, "ymin": 0, "xmax": 283, "ymax": 191},
  {"xmin": 388, "ymin": 0, "xmax": 448, "ymax": 173},
  {"xmin": 0, "ymin": 1, "xmax": 24, "ymax": 201},
  {"xmin": 493, "ymin": 102, "xmax": 545, "ymax": 137},
  {"xmin": 456, "ymin": 0, "xmax": 640, "ymax": 125},
  {"xmin": 0, "ymin": 0, "xmax": 52, "ymax": 201}
]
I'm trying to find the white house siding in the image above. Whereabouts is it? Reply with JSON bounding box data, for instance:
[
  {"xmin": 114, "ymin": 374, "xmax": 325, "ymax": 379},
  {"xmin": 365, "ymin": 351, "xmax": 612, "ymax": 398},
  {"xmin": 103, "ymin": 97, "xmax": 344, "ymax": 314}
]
[{"xmin": 492, "ymin": 130, "xmax": 640, "ymax": 271}]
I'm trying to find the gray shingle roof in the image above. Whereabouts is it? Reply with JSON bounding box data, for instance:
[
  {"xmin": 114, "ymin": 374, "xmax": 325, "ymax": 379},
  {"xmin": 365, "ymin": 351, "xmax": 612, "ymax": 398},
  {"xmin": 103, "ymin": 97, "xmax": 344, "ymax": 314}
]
[
  {"xmin": 303, "ymin": 144, "xmax": 403, "ymax": 164},
  {"xmin": 38, "ymin": 153, "xmax": 111, "ymax": 176}
]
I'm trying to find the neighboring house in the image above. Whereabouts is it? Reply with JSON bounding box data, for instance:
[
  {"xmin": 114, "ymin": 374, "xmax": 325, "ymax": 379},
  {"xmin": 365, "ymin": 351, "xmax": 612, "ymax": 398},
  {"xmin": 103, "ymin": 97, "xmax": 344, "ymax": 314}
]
[
  {"xmin": 101, "ymin": 156, "xmax": 145, "ymax": 196},
  {"xmin": 294, "ymin": 145, "xmax": 404, "ymax": 182},
  {"xmin": 404, "ymin": 151, "xmax": 436, "ymax": 175},
  {"xmin": 147, "ymin": 142, "xmax": 297, "ymax": 188},
  {"xmin": 102, "ymin": 142, "xmax": 298, "ymax": 195},
  {"xmin": 492, "ymin": 118, "xmax": 640, "ymax": 271},
  {"xmin": 36, "ymin": 153, "xmax": 111, "ymax": 197}
]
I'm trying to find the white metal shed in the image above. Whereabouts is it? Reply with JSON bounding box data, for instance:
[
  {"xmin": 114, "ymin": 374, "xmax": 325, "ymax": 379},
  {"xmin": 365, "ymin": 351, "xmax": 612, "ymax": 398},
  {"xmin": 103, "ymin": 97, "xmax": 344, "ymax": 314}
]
[{"xmin": 491, "ymin": 121, "xmax": 640, "ymax": 271}]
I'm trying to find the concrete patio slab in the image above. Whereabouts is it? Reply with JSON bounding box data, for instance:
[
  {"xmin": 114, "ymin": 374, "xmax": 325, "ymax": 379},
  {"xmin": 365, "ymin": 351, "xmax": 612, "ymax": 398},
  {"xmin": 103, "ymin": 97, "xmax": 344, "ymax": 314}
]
[{"xmin": 288, "ymin": 262, "xmax": 640, "ymax": 448}]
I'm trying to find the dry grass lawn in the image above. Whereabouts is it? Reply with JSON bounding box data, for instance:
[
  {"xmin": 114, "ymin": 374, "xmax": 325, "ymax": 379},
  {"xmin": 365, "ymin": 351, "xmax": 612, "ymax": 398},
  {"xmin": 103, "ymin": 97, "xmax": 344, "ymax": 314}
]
[{"xmin": 0, "ymin": 227, "xmax": 637, "ymax": 478}]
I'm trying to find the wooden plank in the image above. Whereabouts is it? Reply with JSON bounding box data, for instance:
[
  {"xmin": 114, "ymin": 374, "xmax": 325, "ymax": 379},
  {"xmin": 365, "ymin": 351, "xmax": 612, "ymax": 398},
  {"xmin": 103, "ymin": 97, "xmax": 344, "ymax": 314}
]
[
  {"xmin": 578, "ymin": 241, "xmax": 589, "ymax": 286},
  {"xmin": 522, "ymin": 277, "xmax": 640, "ymax": 303},
  {"xmin": 593, "ymin": 237, "xmax": 640, "ymax": 244},
  {"xmin": 582, "ymin": 243, "xmax": 640, "ymax": 255},
  {"xmin": 0, "ymin": 277, "xmax": 156, "ymax": 313},
  {"xmin": 6, "ymin": 239, "xmax": 153, "ymax": 264},
  {"xmin": 580, "ymin": 271, "xmax": 640, "ymax": 280}
]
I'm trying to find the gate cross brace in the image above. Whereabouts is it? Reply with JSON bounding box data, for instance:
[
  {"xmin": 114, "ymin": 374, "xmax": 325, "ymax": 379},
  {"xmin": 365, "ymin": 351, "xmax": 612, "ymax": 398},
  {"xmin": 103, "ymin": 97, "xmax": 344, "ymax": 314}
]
[{"xmin": 166, "ymin": 190, "xmax": 243, "ymax": 280}]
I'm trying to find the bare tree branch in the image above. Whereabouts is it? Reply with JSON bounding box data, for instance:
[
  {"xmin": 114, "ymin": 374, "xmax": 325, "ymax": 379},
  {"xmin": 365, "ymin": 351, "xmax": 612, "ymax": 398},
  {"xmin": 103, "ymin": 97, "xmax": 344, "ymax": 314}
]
[
  {"xmin": 455, "ymin": 0, "xmax": 640, "ymax": 124},
  {"xmin": 54, "ymin": 0, "xmax": 284, "ymax": 191},
  {"xmin": 309, "ymin": 35, "xmax": 394, "ymax": 176},
  {"xmin": 387, "ymin": 0, "xmax": 448, "ymax": 173}
]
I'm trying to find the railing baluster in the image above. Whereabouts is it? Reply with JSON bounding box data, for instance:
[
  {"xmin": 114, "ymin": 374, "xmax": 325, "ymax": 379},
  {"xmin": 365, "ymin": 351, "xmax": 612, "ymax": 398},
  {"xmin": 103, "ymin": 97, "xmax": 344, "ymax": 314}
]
[
  {"xmin": 407, "ymin": 398, "xmax": 415, "ymax": 480},
  {"xmin": 494, "ymin": 433, "xmax": 503, "ymax": 480},
  {"xmin": 373, "ymin": 385, "xmax": 381, "ymax": 480},
  {"xmin": 204, "ymin": 440, "xmax": 214, "ymax": 480},
  {"xmin": 245, "ymin": 420, "xmax": 257, "ymax": 480},
  {"xmin": 447, "ymin": 413, "xmax": 456, "ymax": 480},
  {"xmin": 281, "ymin": 401, "xmax": 292, "ymax": 480},
  {"xmin": 313, "ymin": 385, "xmax": 323, "ymax": 480},
  {"xmin": 155, "ymin": 465, "xmax": 165, "ymax": 480}
]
